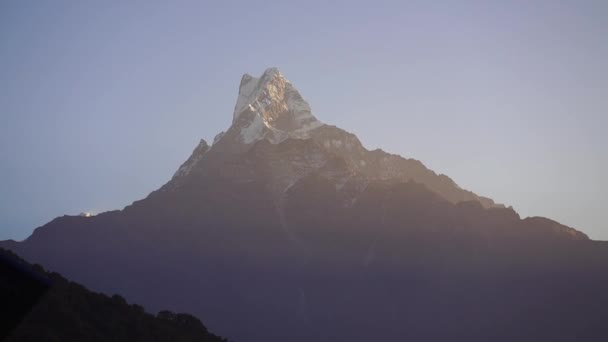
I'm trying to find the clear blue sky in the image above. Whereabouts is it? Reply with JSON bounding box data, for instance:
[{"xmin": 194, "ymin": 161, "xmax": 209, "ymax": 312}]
[{"xmin": 1, "ymin": 1, "xmax": 606, "ymax": 240}]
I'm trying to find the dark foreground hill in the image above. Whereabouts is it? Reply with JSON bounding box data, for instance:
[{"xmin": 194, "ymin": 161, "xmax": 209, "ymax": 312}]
[
  {"xmin": 0, "ymin": 248, "xmax": 227, "ymax": 342},
  {"xmin": 2, "ymin": 68, "xmax": 608, "ymax": 341}
]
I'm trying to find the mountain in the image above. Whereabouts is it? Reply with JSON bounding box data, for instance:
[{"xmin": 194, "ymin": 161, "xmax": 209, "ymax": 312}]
[
  {"xmin": 0, "ymin": 248, "xmax": 50, "ymax": 341},
  {"xmin": 2, "ymin": 67, "xmax": 608, "ymax": 342},
  {"xmin": 169, "ymin": 67, "xmax": 503, "ymax": 208},
  {"xmin": 0, "ymin": 248, "xmax": 227, "ymax": 342}
]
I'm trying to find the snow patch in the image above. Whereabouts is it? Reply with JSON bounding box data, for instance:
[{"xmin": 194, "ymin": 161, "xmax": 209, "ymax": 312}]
[
  {"xmin": 323, "ymin": 139, "xmax": 344, "ymax": 149},
  {"xmin": 173, "ymin": 139, "xmax": 209, "ymax": 178},
  {"xmin": 233, "ymin": 76, "xmax": 260, "ymax": 122},
  {"xmin": 293, "ymin": 120, "xmax": 324, "ymax": 135},
  {"xmin": 241, "ymin": 114, "xmax": 266, "ymax": 144}
]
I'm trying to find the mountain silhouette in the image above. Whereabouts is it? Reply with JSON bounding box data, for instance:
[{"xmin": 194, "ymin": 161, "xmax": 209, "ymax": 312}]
[
  {"xmin": 0, "ymin": 248, "xmax": 227, "ymax": 342},
  {"xmin": 2, "ymin": 68, "xmax": 607, "ymax": 342}
]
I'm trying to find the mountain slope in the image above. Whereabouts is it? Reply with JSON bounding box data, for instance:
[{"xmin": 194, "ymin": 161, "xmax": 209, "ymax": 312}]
[
  {"xmin": 2, "ymin": 68, "xmax": 607, "ymax": 342},
  {"xmin": 0, "ymin": 248, "xmax": 227, "ymax": 342}
]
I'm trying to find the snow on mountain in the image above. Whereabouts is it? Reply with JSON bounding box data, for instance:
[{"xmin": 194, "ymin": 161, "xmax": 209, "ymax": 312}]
[
  {"xmin": 229, "ymin": 67, "xmax": 324, "ymax": 146},
  {"xmin": 172, "ymin": 67, "xmax": 501, "ymax": 209},
  {"xmin": 172, "ymin": 139, "xmax": 209, "ymax": 179}
]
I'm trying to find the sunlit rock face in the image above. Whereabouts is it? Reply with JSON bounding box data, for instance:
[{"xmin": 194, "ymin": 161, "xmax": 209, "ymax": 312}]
[
  {"xmin": 2, "ymin": 68, "xmax": 607, "ymax": 342},
  {"xmin": 230, "ymin": 67, "xmax": 324, "ymax": 145}
]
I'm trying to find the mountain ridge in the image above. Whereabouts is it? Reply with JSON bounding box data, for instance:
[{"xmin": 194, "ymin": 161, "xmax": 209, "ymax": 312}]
[
  {"xmin": 0, "ymin": 248, "xmax": 228, "ymax": 342},
  {"xmin": 169, "ymin": 67, "xmax": 505, "ymax": 212}
]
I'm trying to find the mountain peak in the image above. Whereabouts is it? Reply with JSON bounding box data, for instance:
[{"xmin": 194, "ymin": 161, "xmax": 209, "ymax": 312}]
[
  {"xmin": 230, "ymin": 67, "xmax": 323, "ymax": 145},
  {"xmin": 233, "ymin": 67, "xmax": 285, "ymax": 123}
]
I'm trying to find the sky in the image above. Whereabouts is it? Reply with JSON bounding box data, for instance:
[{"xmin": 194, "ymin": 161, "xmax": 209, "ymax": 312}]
[{"xmin": 0, "ymin": 0, "xmax": 606, "ymax": 241}]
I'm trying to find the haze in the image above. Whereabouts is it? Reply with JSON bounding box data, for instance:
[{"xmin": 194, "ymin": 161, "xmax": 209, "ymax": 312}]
[{"xmin": 0, "ymin": 0, "xmax": 606, "ymax": 240}]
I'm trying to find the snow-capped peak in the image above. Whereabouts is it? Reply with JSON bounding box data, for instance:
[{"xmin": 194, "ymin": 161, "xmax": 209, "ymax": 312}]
[
  {"xmin": 231, "ymin": 67, "xmax": 324, "ymax": 145},
  {"xmin": 232, "ymin": 67, "xmax": 282, "ymax": 123}
]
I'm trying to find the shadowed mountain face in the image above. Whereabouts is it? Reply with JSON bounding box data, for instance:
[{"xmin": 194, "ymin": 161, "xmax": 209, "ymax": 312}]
[
  {"xmin": 0, "ymin": 248, "xmax": 227, "ymax": 342},
  {"xmin": 2, "ymin": 68, "xmax": 608, "ymax": 342}
]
